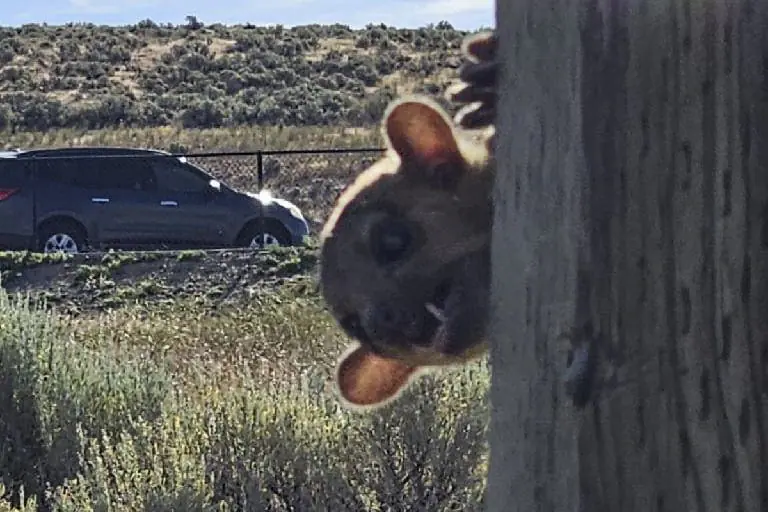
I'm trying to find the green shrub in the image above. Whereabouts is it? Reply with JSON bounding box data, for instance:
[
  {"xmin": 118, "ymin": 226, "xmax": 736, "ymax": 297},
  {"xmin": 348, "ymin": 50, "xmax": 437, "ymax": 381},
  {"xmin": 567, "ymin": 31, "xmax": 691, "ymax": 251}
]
[
  {"xmin": 0, "ymin": 284, "xmax": 489, "ymax": 510},
  {"xmin": 0, "ymin": 292, "xmax": 170, "ymax": 506},
  {"xmin": 49, "ymin": 369, "xmax": 488, "ymax": 510},
  {"xmin": 0, "ymin": 22, "xmax": 483, "ymax": 131}
]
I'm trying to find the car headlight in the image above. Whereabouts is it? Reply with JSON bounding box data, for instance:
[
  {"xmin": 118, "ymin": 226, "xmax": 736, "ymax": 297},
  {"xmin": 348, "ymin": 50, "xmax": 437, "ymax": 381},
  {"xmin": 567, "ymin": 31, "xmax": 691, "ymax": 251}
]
[
  {"xmin": 284, "ymin": 202, "xmax": 304, "ymax": 220},
  {"xmin": 257, "ymin": 189, "xmax": 304, "ymax": 220}
]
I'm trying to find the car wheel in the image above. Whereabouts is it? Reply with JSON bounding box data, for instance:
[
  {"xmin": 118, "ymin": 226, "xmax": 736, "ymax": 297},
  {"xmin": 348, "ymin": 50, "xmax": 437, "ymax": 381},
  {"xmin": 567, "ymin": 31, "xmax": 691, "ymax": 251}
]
[
  {"xmin": 237, "ymin": 221, "xmax": 291, "ymax": 250},
  {"xmin": 39, "ymin": 223, "xmax": 86, "ymax": 255}
]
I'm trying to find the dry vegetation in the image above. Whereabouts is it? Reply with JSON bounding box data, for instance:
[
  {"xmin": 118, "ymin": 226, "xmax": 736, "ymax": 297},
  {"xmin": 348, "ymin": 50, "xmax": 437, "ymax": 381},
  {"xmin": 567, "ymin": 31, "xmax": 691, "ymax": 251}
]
[
  {"xmin": 0, "ymin": 250, "xmax": 490, "ymax": 511},
  {"xmin": 0, "ymin": 20, "xmax": 480, "ymax": 131}
]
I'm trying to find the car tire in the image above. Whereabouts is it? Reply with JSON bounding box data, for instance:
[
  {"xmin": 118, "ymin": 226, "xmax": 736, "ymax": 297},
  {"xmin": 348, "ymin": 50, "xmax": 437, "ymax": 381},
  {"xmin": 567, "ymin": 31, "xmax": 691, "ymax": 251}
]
[
  {"xmin": 236, "ymin": 220, "xmax": 291, "ymax": 249},
  {"xmin": 38, "ymin": 221, "xmax": 87, "ymax": 255}
]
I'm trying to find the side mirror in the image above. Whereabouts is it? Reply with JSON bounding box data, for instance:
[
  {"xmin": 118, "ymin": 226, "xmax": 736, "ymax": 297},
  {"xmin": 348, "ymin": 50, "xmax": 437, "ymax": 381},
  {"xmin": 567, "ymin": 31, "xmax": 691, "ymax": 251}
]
[{"xmin": 209, "ymin": 179, "xmax": 222, "ymax": 192}]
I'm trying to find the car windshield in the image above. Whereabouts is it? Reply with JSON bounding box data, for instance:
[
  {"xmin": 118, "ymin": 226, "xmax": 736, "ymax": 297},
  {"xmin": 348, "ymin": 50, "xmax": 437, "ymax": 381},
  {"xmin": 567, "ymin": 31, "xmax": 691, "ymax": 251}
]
[{"xmin": 177, "ymin": 158, "xmax": 228, "ymax": 186}]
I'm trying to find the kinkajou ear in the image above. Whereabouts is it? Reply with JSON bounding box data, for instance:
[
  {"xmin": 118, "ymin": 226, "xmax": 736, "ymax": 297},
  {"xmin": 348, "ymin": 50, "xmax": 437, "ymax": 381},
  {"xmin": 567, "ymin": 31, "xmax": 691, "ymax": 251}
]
[{"xmin": 382, "ymin": 96, "xmax": 467, "ymax": 189}]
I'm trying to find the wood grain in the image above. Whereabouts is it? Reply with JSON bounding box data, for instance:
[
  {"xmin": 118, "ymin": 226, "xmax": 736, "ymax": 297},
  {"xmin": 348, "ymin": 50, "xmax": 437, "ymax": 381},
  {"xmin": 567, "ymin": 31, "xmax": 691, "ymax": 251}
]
[{"xmin": 486, "ymin": 0, "xmax": 768, "ymax": 510}]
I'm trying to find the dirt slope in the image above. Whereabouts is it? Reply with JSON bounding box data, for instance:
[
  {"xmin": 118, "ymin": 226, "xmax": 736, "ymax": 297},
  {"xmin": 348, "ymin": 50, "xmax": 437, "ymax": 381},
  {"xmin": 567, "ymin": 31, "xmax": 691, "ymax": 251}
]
[{"xmin": 0, "ymin": 247, "xmax": 319, "ymax": 314}]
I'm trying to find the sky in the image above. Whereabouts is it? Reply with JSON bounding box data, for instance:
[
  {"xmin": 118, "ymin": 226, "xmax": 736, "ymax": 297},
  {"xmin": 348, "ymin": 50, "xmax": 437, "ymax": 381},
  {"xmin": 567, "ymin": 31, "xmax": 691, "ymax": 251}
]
[{"xmin": 2, "ymin": 0, "xmax": 494, "ymax": 31}]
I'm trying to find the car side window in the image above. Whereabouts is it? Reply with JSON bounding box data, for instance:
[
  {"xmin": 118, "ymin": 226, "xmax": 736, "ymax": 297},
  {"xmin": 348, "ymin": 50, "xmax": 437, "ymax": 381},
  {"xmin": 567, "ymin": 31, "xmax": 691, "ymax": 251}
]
[
  {"xmin": 100, "ymin": 158, "xmax": 156, "ymax": 191},
  {"xmin": 37, "ymin": 159, "xmax": 83, "ymax": 187},
  {"xmin": 0, "ymin": 160, "xmax": 30, "ymax": 187},
  {"xmin": 150, "ymin": 160, "xmax": 209, "ymax": 193},
  {"xmin": 37, "ymin": 157, "xmax": 156, "ymax": 191}
]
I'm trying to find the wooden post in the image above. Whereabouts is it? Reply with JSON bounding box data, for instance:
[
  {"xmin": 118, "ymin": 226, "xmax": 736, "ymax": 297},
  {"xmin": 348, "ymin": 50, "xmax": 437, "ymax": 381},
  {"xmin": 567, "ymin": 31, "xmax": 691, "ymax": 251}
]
[{"xmin": 485, "ymin": 0, "xmax": 768, "ymax": 511}]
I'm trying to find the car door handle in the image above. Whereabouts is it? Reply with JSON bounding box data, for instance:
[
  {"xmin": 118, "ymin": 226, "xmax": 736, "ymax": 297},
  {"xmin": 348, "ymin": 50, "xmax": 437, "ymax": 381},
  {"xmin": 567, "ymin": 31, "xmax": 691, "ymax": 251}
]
[
  {"xmin": 160, "ymin": 200, "xmax": 178, "ymax": 207},
  {"xmin": 91, "ymin": 197, "xmax": 109, "ymax": 203}
]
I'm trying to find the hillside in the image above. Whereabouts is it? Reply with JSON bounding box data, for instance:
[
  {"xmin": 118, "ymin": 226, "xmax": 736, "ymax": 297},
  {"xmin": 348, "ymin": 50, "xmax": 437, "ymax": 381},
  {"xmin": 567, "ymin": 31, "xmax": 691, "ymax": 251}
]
[{"xmin": 0, "ymin": 20, "xmax": 482, "ymax": 132}]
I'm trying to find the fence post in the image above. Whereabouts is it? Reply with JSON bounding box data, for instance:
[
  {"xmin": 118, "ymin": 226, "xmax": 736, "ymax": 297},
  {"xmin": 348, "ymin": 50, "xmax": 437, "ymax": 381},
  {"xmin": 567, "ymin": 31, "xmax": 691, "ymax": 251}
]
[
  {"xmin": 256, "ymin": 151, "xmax": 264, "ymax": 191},
  {"xmin": 256, "ymin": 151, "xmax": 265, "ymax": 249}
]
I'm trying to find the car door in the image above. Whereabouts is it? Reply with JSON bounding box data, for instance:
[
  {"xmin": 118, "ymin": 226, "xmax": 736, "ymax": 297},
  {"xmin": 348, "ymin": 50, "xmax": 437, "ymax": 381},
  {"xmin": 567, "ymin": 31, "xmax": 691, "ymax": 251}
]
[
  {"xmin": 34, "ymin": 157, "xmax": 114, "ymax": 247},
  {"xmin": 144, "ymin": 158, "xmax": 233, "ymax": 248},
  {"xmin": 90, "ymin": 157, "xmax": 175, "ymax": 249}
]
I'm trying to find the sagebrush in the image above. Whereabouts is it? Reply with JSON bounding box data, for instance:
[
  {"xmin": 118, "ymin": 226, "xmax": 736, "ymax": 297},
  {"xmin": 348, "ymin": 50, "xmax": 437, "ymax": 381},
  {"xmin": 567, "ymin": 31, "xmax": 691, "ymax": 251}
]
[
  {"xmin": 0, "ymin": 279, "xmax": 490, "ymax": 510},
  {"xmin": 0, "ymin": 21, "xmax": 480, "ymax": 132}
]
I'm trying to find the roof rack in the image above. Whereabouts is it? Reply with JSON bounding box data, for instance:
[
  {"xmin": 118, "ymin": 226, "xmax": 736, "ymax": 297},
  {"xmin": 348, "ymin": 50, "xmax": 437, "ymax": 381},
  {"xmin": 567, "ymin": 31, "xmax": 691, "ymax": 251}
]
[{"xmin": 20, "ymin": 146, "xmax": 170, "ymax": 157}]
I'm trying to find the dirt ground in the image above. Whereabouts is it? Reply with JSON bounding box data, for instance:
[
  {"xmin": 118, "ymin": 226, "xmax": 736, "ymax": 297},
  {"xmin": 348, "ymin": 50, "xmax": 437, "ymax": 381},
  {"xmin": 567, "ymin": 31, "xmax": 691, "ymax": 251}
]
[{"xmin": 0, "ymin": 247, "xmax": 319, "ymax": 315}]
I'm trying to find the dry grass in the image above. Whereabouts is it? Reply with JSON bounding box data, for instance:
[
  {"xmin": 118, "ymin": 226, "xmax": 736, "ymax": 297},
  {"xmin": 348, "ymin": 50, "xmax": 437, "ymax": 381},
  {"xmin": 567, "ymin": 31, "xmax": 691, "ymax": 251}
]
[
  {"xmin": 2, "ymin": 125, "xmax": 381, "ymax": 153},
  {"xmin": 64, "ymin": 277, "xmax": 346, "ymax": 389}
]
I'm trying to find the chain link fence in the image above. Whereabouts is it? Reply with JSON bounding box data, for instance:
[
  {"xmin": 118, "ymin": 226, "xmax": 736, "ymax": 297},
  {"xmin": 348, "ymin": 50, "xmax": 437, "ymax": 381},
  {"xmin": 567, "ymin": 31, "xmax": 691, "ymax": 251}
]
[{"xmin": 186, "ymin": 148, "xmax": 384, "ymax": 230}]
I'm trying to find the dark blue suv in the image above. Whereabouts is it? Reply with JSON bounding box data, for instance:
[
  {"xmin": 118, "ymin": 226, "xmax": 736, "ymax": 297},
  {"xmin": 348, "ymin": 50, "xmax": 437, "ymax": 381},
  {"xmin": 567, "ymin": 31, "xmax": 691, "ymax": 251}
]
[{"xmin": 0, "ymin": 147, "xmax": 310, "ymax": 254}]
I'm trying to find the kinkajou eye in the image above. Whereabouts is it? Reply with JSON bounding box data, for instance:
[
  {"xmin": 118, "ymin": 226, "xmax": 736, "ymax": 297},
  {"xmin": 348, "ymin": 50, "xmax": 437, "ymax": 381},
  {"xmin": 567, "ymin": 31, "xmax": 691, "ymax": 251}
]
[{"xmin": 370, "ymin": 218, "xmax": 412, "ymax": 265}]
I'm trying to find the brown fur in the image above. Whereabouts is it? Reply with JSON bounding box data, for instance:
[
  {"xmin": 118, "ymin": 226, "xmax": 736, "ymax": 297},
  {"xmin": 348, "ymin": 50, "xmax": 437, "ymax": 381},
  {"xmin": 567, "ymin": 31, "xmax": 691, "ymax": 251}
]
[{"xmin": 320, "ymin": 32, "xmax": 499, "ymax": 410}]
